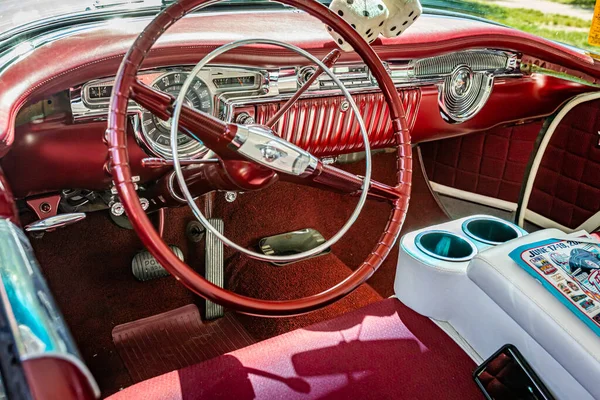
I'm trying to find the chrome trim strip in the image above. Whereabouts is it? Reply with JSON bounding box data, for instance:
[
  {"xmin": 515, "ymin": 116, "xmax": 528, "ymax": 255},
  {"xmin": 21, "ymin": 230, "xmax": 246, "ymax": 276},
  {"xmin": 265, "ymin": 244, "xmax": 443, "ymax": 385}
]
[
  {"xmin": 70, "ymin": 65, "xmax": 266, "ymax": 121},
  {"xmin": 71, "ymin": 50, "xmax": 522, "ymax": 124},
  {"xmin": 409, "ymin": 49, "xmax": 514, "ymax": 77},
  {"xmin": 522, "ymin": 62, "xmax": 600, "ymax": 88},
  {"xmin": 0, "ymin": 219, "xmax": 100, "ymax": 397}
]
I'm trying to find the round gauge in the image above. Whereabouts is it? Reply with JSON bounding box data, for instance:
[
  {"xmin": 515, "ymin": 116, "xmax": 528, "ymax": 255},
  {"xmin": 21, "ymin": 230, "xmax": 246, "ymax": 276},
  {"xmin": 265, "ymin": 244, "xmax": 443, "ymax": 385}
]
[{"xmin": 139, "ymin": 71, "xmax": 213, "ymax": 159}]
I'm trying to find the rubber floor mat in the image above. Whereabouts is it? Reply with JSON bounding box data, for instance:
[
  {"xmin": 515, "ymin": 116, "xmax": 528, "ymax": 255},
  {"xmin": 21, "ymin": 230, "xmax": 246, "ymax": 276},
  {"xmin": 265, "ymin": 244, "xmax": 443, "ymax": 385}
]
[{"xmin": 112, "ymin": 304, "xmax": 255, "ymax": 382}]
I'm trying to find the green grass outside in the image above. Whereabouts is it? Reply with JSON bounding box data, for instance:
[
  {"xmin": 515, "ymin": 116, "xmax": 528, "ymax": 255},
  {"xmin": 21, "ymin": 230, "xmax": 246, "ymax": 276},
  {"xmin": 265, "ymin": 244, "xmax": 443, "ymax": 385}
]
[
  {"xmin": 423, "ymin": 0, "xmax": 597, "ymax": 53},
  {"xmin": 470, "ymin": 1, "xmax": 594, "ymax": 51},
  {"xmin": 547, "ymin": 0, "xmax": 595, "ymax": 7}
]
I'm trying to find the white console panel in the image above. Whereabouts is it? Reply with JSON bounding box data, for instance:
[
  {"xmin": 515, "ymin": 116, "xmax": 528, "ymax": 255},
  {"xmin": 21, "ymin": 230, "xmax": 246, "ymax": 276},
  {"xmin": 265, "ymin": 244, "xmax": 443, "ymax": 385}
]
[{"xmin": 395, "ymin": 216, "xmax": 594, "ymax": 400}]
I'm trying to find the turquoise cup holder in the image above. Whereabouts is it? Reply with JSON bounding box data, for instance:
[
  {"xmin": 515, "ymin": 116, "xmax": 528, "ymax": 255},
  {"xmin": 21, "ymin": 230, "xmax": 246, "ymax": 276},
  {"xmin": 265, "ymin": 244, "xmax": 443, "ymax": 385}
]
[
  {"xmin": 461, "ymin": 216, "xmax": 523, "ymax": 246},
  {"xmin": 414, "ymin": 230, "xmax": 478, "ymax": 262}
]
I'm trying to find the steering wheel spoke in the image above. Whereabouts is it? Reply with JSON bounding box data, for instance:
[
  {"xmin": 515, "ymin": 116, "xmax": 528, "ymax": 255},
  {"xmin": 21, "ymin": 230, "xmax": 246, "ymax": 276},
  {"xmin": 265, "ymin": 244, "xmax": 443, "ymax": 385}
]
[
  {"xmin": 284, "ymin": 162, "xmax": 406, "ymax": 203},
  {"xmin": 130, "ymin": 79, "xmax": 239, "ymax": 158}
]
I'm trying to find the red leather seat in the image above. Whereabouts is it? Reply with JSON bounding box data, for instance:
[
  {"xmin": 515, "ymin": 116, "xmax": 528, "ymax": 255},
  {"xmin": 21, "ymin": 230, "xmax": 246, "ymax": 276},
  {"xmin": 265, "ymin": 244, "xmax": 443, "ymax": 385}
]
[{"xmin": 109, "ymin": 298, "xmax": 482, "ymax": 399}]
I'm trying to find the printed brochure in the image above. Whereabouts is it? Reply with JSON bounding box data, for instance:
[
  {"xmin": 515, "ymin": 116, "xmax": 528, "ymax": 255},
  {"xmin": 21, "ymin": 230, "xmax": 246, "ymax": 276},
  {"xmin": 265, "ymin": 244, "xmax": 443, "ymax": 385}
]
[{"xmin": 509, "ymin": 235, "xmax": 600, "ymax": 336}]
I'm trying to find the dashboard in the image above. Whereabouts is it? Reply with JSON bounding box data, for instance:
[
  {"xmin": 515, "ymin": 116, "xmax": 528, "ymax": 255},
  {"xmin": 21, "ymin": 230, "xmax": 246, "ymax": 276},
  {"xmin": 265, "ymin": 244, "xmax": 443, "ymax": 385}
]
[
  {"xmin": 0, "ymin": 9, "xmax": 597, "ymax": 202},
  {"xmin": 69, "ymin": 50, "xmax": 522, "ymax": 161}
]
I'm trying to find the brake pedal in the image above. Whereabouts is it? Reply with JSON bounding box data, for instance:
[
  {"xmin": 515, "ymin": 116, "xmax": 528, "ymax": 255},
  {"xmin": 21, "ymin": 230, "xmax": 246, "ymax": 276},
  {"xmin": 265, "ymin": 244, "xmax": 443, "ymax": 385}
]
[
  {"xmin": 205, "ymin": 218, "xmax": 224, "ymax": 320},
  {"xmin": 131, "ymin": 245, "xmax": 184, "ymax": 281}
]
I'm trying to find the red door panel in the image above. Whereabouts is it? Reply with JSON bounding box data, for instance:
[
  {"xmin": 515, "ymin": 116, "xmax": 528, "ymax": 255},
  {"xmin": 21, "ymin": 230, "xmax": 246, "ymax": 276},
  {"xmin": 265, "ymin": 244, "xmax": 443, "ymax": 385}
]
[{"xmin": 420, "ymin": 122, "xmax": 543, "ymax": 203}]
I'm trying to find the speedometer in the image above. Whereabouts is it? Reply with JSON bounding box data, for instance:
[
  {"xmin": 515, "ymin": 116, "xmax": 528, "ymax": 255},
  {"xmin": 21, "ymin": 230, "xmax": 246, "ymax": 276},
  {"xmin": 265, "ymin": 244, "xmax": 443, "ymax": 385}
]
[{"xmin": 139, "ymin": 71, "xmax": 212, "ymax": 159}]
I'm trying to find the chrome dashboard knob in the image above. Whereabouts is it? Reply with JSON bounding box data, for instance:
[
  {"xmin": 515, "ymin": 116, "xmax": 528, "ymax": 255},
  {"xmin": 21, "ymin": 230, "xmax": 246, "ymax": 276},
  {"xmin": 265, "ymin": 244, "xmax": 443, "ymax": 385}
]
[
  {"xmin": 235, "ymin": 112, "xmax": 255, "ymax": 125},
  {"xmin": 297, "ymin": 66, "xmax": 316, "ymax": 85}
]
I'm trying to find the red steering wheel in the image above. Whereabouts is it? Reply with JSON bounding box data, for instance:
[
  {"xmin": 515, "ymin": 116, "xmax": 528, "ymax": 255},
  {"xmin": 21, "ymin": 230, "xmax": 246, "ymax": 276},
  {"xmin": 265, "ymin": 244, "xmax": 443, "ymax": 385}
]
[{"xmin": 107, "ymin": 0, "xmax": 412, "ymax": 316}]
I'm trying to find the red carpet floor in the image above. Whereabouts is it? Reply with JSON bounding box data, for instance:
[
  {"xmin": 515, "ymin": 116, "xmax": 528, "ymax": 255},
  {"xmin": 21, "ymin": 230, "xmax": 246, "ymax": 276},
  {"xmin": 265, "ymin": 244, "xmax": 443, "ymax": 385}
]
[
  {"xmin": 30, "ymin": 150, "xmax": 462, "ymax": 397},
  {"xmin": 109, "ymin": 299, "xmax": 483, "ymax": 400},
  {"xmin": 112, "ymin": 304, "xmax": 255, "ymax": 382},
  {"xmin": 214, "ymin": 150, "xmax": 449, "ymax": 299},
  {"xmin": 226, "ymin": 252, "xmax": 383, "ymax": 341}
]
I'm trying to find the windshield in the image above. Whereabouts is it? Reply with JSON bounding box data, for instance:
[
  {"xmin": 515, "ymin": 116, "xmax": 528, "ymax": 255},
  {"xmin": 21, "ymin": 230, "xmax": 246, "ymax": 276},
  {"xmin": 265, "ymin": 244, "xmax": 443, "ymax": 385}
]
[{"xmin": 0, "ymin": 0, "xmax": 597, "ymax": 53}]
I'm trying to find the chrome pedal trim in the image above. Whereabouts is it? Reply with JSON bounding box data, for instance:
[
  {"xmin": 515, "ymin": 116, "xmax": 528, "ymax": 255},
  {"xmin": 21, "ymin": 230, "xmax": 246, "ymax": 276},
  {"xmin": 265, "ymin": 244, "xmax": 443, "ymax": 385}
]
[{"xmin": 205, "ymin": 218, "xmax": 224, "ymax": 320}]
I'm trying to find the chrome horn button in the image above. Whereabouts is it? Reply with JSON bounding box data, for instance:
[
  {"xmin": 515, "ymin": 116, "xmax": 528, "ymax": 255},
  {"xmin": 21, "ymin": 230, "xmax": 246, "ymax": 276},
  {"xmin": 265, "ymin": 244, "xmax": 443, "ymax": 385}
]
[
  {"xmin": 230, "ymin": 124, "xmax": 317, "ymax": 176},
  {"xmin": 259, "ymin": 141, "xmax": 288, "ymax": 163}
]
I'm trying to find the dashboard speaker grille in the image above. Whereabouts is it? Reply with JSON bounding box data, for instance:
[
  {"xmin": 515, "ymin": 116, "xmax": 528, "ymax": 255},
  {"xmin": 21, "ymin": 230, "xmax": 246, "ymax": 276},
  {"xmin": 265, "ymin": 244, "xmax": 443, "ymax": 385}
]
[
  {"xmin": 414, "ymin": 51, "xmax": 508, "ymax": 77},
  {"xmin": 253, "ymin": 89, "xmax": 420, "ymax": 156}
]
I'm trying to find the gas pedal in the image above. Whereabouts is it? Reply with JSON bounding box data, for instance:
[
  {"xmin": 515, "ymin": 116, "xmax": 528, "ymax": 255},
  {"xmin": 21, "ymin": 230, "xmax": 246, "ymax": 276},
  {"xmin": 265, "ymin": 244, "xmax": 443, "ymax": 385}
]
[
  {"xmin": 205, "ymin": 218, "xmax": 224, "ymax": 320},
  {"xmin": 131, "ymin": 245, "xmax": 184, "ymax": 281}
]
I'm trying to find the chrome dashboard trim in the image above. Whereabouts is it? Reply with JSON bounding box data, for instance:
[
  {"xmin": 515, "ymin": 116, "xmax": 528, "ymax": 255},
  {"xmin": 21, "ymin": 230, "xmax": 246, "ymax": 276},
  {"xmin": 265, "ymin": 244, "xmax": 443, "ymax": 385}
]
[
  {"xmin": 72, "ymin": 65, "xmax": 266, "ymax": 159},
  {"xmin": 71, "ymin": 49, "xmax": 521, "ymax": 122},
  {"xmin": 409, "ymin": 49, "xmax": 515, "ymax": 77},
  {"xmin": 217, "ymin": 50, "xmax": 520, "ymax": 122},
  {"xmin": 438, "ymin": 65, "xmax": 495, "ymax": 123},
  {"xmin": 70, "ymin": 65, "xmax": 266, "ymax": 121},
  {"xmin": 70, "ymin": 49, "xmax": 521, "ymax": 153}
]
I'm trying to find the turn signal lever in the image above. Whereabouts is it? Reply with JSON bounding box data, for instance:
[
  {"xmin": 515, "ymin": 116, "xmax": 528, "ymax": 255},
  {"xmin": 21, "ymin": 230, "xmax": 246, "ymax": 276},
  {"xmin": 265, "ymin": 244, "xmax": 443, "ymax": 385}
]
[{"xmin": 25, "ymin": 213, "xmax": 86, "ymax": 233}]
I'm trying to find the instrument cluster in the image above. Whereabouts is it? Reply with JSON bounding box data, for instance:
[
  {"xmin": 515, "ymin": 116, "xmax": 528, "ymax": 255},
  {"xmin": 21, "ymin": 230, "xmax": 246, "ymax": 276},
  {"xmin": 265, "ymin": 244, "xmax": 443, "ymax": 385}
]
[
  {"xmin": 71, "ymin": 67, "xmax": 262, "ymax": 159},
  {"xmin": 139, "ymin": 71, "xmax": 212, "ymax": 159}
]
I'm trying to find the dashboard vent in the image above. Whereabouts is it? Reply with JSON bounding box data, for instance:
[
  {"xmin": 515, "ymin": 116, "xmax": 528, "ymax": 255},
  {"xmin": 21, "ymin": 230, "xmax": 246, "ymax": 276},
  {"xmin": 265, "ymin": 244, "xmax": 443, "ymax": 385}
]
[{"xmin": 414, "ymin": 51, "xmax": 509, "ymax": 77}]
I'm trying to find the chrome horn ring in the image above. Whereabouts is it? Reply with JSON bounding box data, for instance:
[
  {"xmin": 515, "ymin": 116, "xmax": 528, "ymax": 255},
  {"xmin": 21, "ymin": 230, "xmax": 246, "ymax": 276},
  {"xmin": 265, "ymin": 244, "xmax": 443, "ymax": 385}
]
[{"xmin": 170, "ymin": 39, "xmax": 371, "ymax": 263}]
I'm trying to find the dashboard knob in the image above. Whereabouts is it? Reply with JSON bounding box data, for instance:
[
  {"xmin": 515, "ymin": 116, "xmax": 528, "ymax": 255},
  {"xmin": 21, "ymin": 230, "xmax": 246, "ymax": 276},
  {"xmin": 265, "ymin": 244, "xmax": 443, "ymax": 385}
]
[
  {"xmin": 298, "ymin": 66, "xmax": 316, "ymax": 86},
  {"xmin": 140, "ymin": 198, "xmax": 150, "ymax": 211},
  {"xmin": 235, "ymin": 112, "xmax": 255, "ymax": 125}
]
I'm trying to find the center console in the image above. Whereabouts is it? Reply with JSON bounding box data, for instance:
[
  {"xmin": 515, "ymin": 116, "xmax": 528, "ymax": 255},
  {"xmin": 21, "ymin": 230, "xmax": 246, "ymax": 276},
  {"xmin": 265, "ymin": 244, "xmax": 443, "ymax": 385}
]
[
  {"xmin": 395, "ymin": 215, "xmax": 599, "ymax": 400},
  {"xmin": 395, "ymin": 215, "xmax": 524, "ymax": 321}
]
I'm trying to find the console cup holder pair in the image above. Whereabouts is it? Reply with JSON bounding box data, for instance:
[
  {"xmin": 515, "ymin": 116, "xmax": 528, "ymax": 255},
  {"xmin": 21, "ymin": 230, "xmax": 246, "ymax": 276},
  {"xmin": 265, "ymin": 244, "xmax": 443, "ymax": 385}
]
[{"xmin": 415, "ymin": 217, "xmax": 522, "ymax": 262}]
